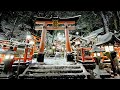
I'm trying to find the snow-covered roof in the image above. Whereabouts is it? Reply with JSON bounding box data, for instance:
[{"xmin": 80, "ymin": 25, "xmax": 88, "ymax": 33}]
[
  {"xmin": 81, "ymin": 28, "xmax": 104, "ymax": 41},
  {"xmin": 90, "ymin": 45, "xmax": 105, "ymax": 52},
  {"xmin": 96, "ymin": 32, "xmax": 120, "ymax": 46},
  {"xmin": 90, "ymin": 28, "xmax": 104, "ymax": 35}
]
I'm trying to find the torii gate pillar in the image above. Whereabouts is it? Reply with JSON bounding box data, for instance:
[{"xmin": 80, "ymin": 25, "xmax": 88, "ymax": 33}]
[
  {"xmin": 37, "ymin": 24, "xmax": 47, "ymax": 62},
  {"xmin": 64, "ymin": 23, "xmax": 74, "ymax": 61}
]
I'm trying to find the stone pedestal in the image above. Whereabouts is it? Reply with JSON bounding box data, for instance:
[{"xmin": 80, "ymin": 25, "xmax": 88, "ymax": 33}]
[
  {"xmin": 37, "ymin": 53, "xmax": 44, "ymax": 62},
  {"xmin": 66, "ymin": 53, "xmax": 74, "ymax": 62}
]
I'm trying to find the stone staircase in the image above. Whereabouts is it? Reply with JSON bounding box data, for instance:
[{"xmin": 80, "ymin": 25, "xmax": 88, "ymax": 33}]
[{"xmin": 19, "ymin": 63, "xmax": 90, "ymax": 79}]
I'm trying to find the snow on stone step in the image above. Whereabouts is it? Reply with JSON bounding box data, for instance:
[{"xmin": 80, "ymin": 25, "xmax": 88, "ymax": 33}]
[
  {"xmin": 19, "ymin": 63, "xmax": 90, "ymax": 79},
  {"xmin": 29, "ymin": 64, "xmax": 82, "ymax": 69},
  {"xmin": 26, "ymin": 69, "xmax": 83, "ymax": 73},
  {"xmin": 25, "ymin": 73, "xmax": 86, "ymax": 77}
]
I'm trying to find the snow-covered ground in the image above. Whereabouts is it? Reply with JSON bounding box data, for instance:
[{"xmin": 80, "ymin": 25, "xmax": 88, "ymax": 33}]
[{"xmin": 32, "ymin": 57, "xmax": 75, "ymax": 65}]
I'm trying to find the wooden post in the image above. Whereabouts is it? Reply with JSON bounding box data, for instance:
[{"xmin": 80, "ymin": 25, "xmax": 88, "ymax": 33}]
[
  {"xmin": 91, "ymin": 52, "xmax": 95, "ymax": 62},
  {"xmin": 81, "ymin": 48, "xmax": 85, "ymax": 62},
  {"xmin": 24, "ymin": 45, "xmax": 28, "ymax": 62},
  {"xmin": 14, "ymin": 46, "xmax": 17, "ymax": 51},
  {"xmin": 29, "ymin": 46, "xmax": 34, "ymax": 60},
  {"xmin": 100, "ymin": 52, "xmax": 104, "ymax": 62},
  {"xmin": 118, "ymin": 47, "xmax": 120, "ymax": 59},
  {"xmin": 76, "ymin": 49, "xmax": 79, "ymax": 62},
  {"xmin": 0, "ymin": 57, "xmax": 1, "ymax": 64}
]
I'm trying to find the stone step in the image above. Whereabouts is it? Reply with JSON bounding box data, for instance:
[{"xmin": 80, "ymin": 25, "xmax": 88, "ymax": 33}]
[
  {"xmin": 19, "ymin": 63, "xmax": 90, "ymax": 79},
  {"xmin": 19, "ymin": 73, "xmax": 86, "ymax": 79},
  {"xmin": 0, "ymin": 73, "xmax": 14, "ymax": 79},
  {"xmin": 25, "ymin": 73, "xmax": 85, "ymax": 76},
  {"xmin": 100, "ymin": 75, "xmax": 111, "ymax": 79},
  {"xmin": 0, "ymin": 65, "xmax": 4, "ymax": 72},
  {"xmin": 26, "ymin": 69, "xmax": 83, "ymax": 73},
  {"xmin": 29, "ymin": 65, "xmax": 82, "ymax": 69},
  {"xmin": 0, "ymin": 65, "xmax": 4, "ymax": 68}
]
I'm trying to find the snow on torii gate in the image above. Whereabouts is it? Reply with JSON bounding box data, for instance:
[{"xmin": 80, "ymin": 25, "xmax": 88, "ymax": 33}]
[{"xmin": 34, "ymin": 15, "xmax": 80, "ymax": 62}]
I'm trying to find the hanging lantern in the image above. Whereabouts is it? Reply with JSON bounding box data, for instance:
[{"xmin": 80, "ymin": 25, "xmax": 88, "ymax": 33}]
[{"xmin": 104, "ymin": 43, "xmax": 114, "ymax": 52}]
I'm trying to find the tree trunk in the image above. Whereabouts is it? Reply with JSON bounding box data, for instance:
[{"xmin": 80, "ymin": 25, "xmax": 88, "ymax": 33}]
[
  {"xmin": 113, "ymin": 17, "xmax": 118, "ymax": 30},
  {"xmin": 100, "ymin": 11, "xmax": 109, "ymax": 33},
  {"xmin": 11, "ymin": 17, "xmax": 18, "ymax": 38},
  {"xmin": 112, "ymin": 11, "xmax": 120, "ymax": 31},
  {"xmin": 116, "ymin": 11, "xmax": 120, "ymax": 30},
  {"xmin": 0, "ymin": 13, "xmax": 2, "ymax": 32},
  {"xmin": 117, "ymin": 11, "xmax": 120, "ymax": 22}
]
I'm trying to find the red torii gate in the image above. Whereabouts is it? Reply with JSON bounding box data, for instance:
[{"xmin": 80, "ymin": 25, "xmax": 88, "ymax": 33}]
[{"xmin": 34, "ymin": 15, "xmax": 80, "ymax": 62}]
